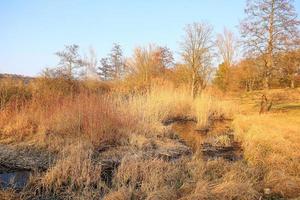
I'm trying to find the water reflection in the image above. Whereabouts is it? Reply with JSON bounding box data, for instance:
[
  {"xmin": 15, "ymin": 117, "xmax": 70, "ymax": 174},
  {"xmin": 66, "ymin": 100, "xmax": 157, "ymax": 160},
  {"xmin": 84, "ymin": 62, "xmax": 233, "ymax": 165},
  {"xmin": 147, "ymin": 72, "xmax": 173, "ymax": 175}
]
[{"xmin": 0, "ymin": 170, "xmax": 31, "ymax": 189}]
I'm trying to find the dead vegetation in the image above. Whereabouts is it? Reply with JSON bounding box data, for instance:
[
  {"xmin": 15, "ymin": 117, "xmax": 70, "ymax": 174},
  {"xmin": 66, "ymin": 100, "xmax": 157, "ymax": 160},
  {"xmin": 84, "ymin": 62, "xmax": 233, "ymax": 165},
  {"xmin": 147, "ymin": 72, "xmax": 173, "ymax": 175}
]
[
  {"xmin": 1, "ymin": 0, "xmax": 300, "ymax": 198},
  {"xmin": 0, "ymin": 77, "xmax": 299, "ymax": 200},
  {"xmin": 233, "ymin": 112, "xmax": 300, "ymax": 198}
]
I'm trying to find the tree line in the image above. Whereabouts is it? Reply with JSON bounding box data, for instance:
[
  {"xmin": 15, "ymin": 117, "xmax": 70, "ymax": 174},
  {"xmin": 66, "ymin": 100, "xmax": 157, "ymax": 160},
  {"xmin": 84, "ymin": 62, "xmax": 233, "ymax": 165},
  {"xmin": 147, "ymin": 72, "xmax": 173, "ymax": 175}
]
[{"xmin": 46, "ymin": 0, "xmax": 299, "ymax": 96}]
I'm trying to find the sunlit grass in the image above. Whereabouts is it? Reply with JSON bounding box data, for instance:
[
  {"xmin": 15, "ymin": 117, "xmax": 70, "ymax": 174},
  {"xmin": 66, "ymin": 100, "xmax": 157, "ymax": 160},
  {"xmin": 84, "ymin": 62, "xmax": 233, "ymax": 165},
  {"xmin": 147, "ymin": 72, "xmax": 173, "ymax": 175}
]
[
  {"xmin": 0, "ymin": 78, "xmax": 299, "ymax": 199},
  {"xmin": 233, "ymin": 111, "xmax": 300, "ymax": 197}
]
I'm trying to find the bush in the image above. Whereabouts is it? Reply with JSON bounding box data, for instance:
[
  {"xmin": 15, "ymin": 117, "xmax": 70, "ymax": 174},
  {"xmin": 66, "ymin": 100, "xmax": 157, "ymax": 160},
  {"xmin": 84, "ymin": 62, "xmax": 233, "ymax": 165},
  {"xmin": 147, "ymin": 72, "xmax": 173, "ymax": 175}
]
[{"xmin": 0, "ymin": 78, "xmax": 32, "ymax": 110}]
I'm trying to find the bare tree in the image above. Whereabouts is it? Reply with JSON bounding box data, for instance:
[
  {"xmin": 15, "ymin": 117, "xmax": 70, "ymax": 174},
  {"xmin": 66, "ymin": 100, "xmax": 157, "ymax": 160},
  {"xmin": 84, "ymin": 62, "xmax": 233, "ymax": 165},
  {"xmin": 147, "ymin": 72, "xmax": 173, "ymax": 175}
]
[
  {"xmin": 180, "ymin": 22, "xmax": 214, "ymax": 98},
  {"xmin": 83, "ymin": 47, "xmax": 99, "ymax": 80},
  {"xmin": 55, "ymin": 44, "xmax": 84, "ymax": 79},
  {"xmin": 156, "ymin": 46, "xmax": 174, "ymax": 69},
  {"xmin": 214, "ymin": 28, "xmax": 237, "ymax": 92},
  {"xmin": 125, "ymin": 44, "xmax": 173, "ymax": 91},
  {"xmin": 127, "ymin": 45, "xmax": 160, "ymax": 85},
  {"xmin": 240, "ymin": 0, "xmax": 300, "ymax": 89},
  {"xmin": 216, "ymin": 28, "xmax": 236, "ymax": 67}
]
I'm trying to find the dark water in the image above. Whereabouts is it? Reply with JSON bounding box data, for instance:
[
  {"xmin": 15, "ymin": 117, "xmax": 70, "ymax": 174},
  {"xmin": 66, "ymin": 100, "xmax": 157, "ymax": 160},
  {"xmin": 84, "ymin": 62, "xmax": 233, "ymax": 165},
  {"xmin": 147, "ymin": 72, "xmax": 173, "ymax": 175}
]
[{"xmin": 0, "ymin": 170, "xmax": 31, "ymax": 189}]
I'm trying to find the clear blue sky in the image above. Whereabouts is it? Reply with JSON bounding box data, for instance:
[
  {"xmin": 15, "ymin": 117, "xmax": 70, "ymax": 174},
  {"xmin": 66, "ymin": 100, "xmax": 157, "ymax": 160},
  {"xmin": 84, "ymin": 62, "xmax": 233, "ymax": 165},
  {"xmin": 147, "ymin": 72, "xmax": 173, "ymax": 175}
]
[{"xmin": 1, "ymin": 0, "xmax": 299, "ymax": 76}]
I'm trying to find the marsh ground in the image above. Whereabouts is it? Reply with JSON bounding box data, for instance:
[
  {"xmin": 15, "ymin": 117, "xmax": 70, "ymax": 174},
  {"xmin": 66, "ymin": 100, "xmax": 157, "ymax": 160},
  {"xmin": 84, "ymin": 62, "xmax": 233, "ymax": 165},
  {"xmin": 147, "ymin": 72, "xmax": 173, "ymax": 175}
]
[{"xmin": 0, "ymin": 81, "xmax": 299, "ymax": 200}]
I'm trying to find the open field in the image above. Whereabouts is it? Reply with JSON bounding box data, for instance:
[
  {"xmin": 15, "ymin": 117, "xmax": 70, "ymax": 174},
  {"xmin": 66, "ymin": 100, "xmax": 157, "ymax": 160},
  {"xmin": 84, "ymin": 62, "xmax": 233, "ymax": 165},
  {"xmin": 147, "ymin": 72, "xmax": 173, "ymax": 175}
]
[
  {"xmin": 1, "ymin": 1, "xmax": 300, "ymax": 199},
  {"xmin": 0, "ymin": 78, "xmax": 299, "ymax": 200}
]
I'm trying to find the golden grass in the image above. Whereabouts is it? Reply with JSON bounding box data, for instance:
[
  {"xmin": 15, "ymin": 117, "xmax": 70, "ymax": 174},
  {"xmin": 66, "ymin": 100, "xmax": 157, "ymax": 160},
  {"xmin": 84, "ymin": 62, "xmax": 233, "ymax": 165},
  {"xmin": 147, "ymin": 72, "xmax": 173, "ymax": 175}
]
[
  {"xmin": 0, "ymin": 93, "xmax": 135, "ymax": 149},
  {"xmin": 178, "ymin": 158, "xmax": 259, "ymax": 200},
  {"xmin": 31, "ymin": 141, "xmax": 108, "ymax": 199},
  {"xmin": 124, "ymin": 85, "xmax": 236, "ymax": 131},
  {"xmin": 125, "ymin": 86, "xmax": 193, "ymax": 125},
  {"xmin": 0, "ymin": 78, "xmax": 299, "ymax": 199},
  {"xmin": 112, "ymin": 156, "xmax": 187, "ymax": 199},
  {"xmin": 103, "ymin": 187, "xmax": 132, "ymax": 200},
  {"xmin": 194, "ymin": 94, "xmax": 237, "ymax": 127},
  {"xmin": 233, "ymin": 111, "xmax": 300, "ymax": 198},
  {"xmin": 0, "ymin": 79, "xmax": 233, "ymax": 143}
]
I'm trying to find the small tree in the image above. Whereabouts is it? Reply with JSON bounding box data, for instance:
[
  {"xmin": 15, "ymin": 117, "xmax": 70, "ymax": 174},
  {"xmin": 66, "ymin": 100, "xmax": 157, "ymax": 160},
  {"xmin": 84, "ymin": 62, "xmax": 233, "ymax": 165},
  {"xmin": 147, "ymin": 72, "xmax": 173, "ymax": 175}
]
[
  {"xmin": 156, "ymin": 46, "xmax": 174, "ymax": 69},
  {"xmin": 277, "ymin": 50, "xmax": 300, "ymax": 88},
  {"xmin": 125, "ymin": 44, "xmax": 174, "ymax": 90},
  {"xmin": 55, "ymin": 44, "xmax": 85, "ymax": 79},
  {"xmin": 237, "ymin": 59, "xmax": 262, "ymax": 91},
  {"xmin": 109, "ymin": 43, "xmax": 125, "ymax": 79},
  {"xmin": 98, "ymin": 58, "xmax": 114, "ymax": 80},
  {"xmin": 213, "ymin": 62, "xmax": 230, "ymax": 92},
  {"xmin": 98, "ymin": 43, "xmax": 125, "ymax": 80},
  {"xmin": 180, "ymin": 22, "xmax": 214, "ymax": 98},
  {"xmin": 214, "ymin": 28, "xmax": 237, "ymax": 92}
]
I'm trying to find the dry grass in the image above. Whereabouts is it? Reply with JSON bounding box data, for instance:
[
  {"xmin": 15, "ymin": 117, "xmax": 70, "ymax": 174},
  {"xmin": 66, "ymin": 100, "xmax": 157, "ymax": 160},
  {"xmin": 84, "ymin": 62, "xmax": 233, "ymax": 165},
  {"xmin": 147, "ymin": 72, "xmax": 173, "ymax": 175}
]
[
  {"xmin": 22, "ymin": 141, "xmax": 108, "ymax": 200},
  {"xmin": 193, "ymin": 94, "xmax": 237, "ymax": 128},
  {"xmin": 111, "ymin": 156, "xmax": 187, "ymax": 200},
  {"xmin": 233, "ymin": 110, "xmax": 300, "ymax": 198},
  {"xmin": 0, "ymin": 190, "xmax": 19, "ymax": 200},
  {"xmin": 124, "ymin": 85, "xmax": 236, "ymax": 132},
  {"xmin": 0, "ymin": 78, "xmax": 299, "ymax": 199},
  {"xmin": 103, "ymin": 187, "xmax": 133, "ymax": 200},
  {"xmin": 0, "ymin": 80, "xmax": 233, "ymax": 143},
  {"xmin": 178, "ymin": 158, "xmax": 259, "ymax": 200},
  {"xmin": 0, "ymin": 93, "xmax": 134, "ymax": 149},
  {"xmin": 124, "ymin": 85, "xmax": 193, "ymax": 132},
  {"xmin": 230, "ymin": 89, "xmax": 300, "ymax": 198}
]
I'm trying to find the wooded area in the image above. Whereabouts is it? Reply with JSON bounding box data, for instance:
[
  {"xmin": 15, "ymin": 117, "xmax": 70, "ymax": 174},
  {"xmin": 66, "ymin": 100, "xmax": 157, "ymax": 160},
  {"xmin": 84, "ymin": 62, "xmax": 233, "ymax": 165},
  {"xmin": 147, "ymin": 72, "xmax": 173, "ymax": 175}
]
[{"xmin": 40, "ymin": 0, "xmax": 300, "ymax": 97}]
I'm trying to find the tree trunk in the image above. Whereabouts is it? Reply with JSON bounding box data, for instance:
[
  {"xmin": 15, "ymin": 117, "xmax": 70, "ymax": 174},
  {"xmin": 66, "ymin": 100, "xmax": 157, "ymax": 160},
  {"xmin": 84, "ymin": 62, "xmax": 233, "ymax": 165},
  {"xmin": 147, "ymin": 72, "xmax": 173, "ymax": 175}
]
[
  {"xmin": 259, "ymin": 94, "xmax": 272, "ymax": 114},
  {"xmin": 291, "ymin": 78, "xmax": 295, "ymax": 89},
  {"xmin": 192, "ymin": 81, "xmax": 198, "ymax": 99},
  {"xmin": 191, "ymin": 73, "xmax": 196, "ymax": 98},
  {"xmin": 265, "ymin": 0, "xmax": 275, "ymax": 90},
  {"xmin": 263, "ymin": 76, "xmax": 270, "ymax": 90}
]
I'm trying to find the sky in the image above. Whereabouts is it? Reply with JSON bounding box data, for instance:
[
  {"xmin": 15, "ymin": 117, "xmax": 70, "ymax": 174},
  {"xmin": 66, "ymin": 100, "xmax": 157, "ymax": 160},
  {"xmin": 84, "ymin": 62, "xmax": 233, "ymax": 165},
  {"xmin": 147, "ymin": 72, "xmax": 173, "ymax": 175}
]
[{"xmin": 0, "ymin": 0, "xmax": 299, "ymax": 76}]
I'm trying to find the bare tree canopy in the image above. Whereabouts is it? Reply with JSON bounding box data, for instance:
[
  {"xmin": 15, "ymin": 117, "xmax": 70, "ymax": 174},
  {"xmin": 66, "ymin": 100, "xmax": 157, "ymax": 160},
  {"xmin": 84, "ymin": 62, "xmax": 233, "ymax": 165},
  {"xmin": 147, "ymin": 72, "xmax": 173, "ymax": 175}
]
[
  {"xmin": 240, "ymin": 0, "xmax": 300, "ymax": 89},
  {"xmin": 125, "ymin": 44, "xmax": 172, "ymax": 87},
  {"xmin": 157, "ymin": 46, "xmax": 174, "ymax": 69},
  {"xmin": 216, "ymin": 28, "xmax": 236, "ymax": 67},
  {"xmin": 180, "ymin": 22, "xmax": 214, "ymax": 98},
  {"xmin": 83, "ymin": 48, "xmax": 99, "ymax": 80}
]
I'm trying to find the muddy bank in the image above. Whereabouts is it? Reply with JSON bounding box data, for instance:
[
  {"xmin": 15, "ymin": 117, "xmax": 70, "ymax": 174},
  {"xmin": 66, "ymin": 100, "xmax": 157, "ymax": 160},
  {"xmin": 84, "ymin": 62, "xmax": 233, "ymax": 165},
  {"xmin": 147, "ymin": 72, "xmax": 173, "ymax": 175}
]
[
  {"xmin": 161, "ymin": 116, "xmax": 197, "ymax": 126},
  {"xmin": 0, "ymin": 145, "xmax": 56, "ymax": 191},
  {"xmin": 0, "ymin": 114, "xmax": 242, "ymax": 197},
  {"xmin": 0, "ymin": 136, "xmax": 192, "ymax": 192},
  {"xmin": 163, "ymin": 115, "xmax": 243, "ymax": 161},
  {"xmin": 0, "ymin": 145, "xmax": 55, "ymax": 172}
]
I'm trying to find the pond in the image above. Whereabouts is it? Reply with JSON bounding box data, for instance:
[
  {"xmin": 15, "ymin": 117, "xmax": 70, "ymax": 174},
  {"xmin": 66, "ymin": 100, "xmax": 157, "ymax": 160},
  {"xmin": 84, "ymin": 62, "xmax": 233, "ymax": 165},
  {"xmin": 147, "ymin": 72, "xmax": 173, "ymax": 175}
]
[{"xmin": 0, "ymin": 170, "xmax": 31, "ymax": 189}]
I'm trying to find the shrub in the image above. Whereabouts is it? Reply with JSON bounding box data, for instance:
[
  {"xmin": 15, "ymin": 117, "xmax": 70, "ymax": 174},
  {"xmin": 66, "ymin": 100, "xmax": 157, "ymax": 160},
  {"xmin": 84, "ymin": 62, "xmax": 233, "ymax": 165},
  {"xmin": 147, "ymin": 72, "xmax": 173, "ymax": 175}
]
[{"xmin": 0, "ymin": 78, "xmax": 31, "ymax": 110}]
